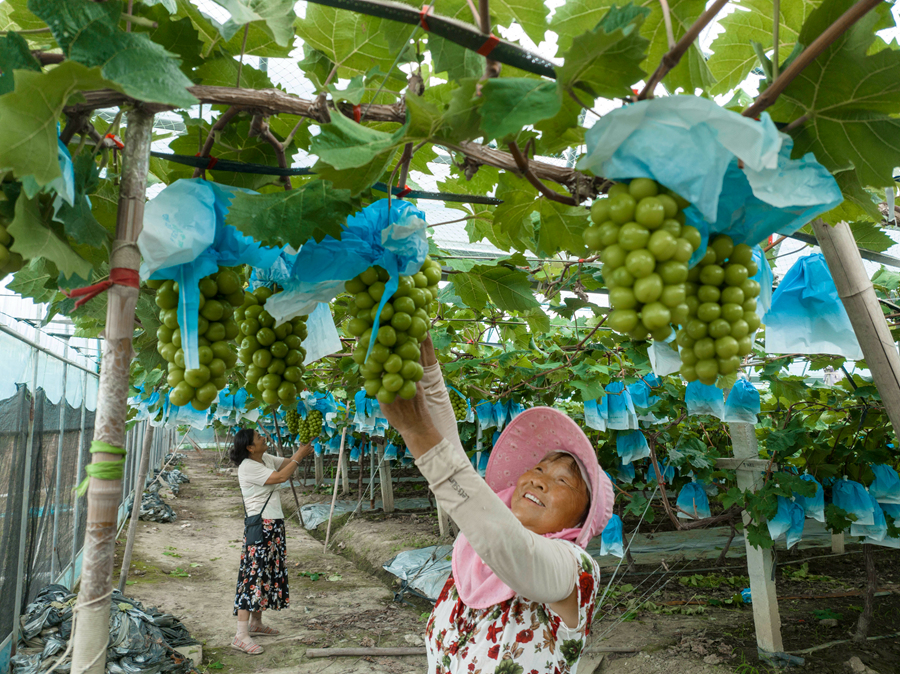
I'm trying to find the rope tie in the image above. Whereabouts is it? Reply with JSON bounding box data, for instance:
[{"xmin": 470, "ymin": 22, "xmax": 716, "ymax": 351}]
[
  {"xmin": 195, "ymin": 153, "xmax": 219, "ymax": 170},
  {"xmin": 353, "ymin": 105, "xmax": 362, "ymax": 123},
  {"xmin": 476, "ymin": 34, "xmax": 500, "ymax": 57},
  {"xmin": 419, "ymin": 4, "xmax": 433, "ymax": 30},
  {"xmin": 63, "ymin": 267, "xmax": 140, "ymax": 309},
  {"xmin": 396, "ymin": 185, "xmax": 413, "ymax": 198},
  {"xmin": 74, "ymin": 441, "xmax": 127, "ymax": 496}
]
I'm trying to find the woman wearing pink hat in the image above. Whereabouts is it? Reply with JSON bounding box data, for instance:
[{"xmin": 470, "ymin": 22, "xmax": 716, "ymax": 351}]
[{"xmin": 381, "ymin": 336, "xmax": 614, "ymax": 674}]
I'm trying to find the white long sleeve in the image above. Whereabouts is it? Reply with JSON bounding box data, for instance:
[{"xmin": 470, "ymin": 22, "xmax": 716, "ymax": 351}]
[{"xmin": 414, "ymin": 366, "xmax": 577, "ymax": 604}]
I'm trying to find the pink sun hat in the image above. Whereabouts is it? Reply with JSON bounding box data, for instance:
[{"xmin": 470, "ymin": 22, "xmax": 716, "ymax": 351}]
[{"xmin": 485, "ymin": 406, "xmax": 615, "ymax": 548}]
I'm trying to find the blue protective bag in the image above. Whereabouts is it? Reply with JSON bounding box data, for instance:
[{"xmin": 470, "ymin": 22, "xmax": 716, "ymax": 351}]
[
  {"xmin": 616, "ymin": 430, "xmax": 650, "ymax": 465},
  {"xmin": 628, "ymin": 375, "xmax": 661, "ymax": 422},
  {"xmin": 139, "ymin": 179, "xmax": 284, "ymax": 370},
  {"xmin": 752, "ymin": 246, "xmax": 774, "ymax": 318},
  {"xmin": 577, "ymin": 97, "xmax": 841, "ymax": 256},
  {"xmin": 583, "ymin": 399, "xmax": 606, "ymax": 431},
  {"xmin": 264, "ymin": 200, "xmax": 429, "ymax": 361},
  {"xmin": 647, "ymin": 461, "xmax": 675, "ymax": 486},
  {"xmin": 796, "ymin": 473, "xmax": 825, "ymax": 523},
  {"xmin": 384, "ymin": 443, "xmax": 399, "ymax": 462},
  {"xmin": 852, "ymin": 491, "xmax": 887, "ymax": 541},
  {"xmin": 617, "ymin": 460, "xmax": 635, "ymax": 484},
  {"xmin": 477, "ymin": 451, "xmax": 489, "ymax": 477},
  {"xmin": 676, "ymin": 481, "xmax": 711, "ymax": 520},
  {"xmin": 508, "ymin": 401, "xmax": 525, "ymax": 421},
  {"xmin": 313, "ymin": 440, "xmax": 323, "ymax": 456},
  {"xmin": 475, "ymin": 400, "xmax": 494, "ymax": 431},
  {"xmin": 869, "ymin": 464, "xmax": 900, "ymax": 505},
  {"xmin": 767, "ymin": 496, "xmax": 805, "ymax": 549},
  {"xmin": 600, "ymin": 514, "xmax": 624, "ymax": 558},
  {"xmin": 832, "ymin": 478, "xmax": 875, "ymax": 525},
  {"xmin": 493, "ymin": 400, "xmax": 510, "ymax": 431},
  {"xmin": 685, "ymin": 381, "xmax": 725, "ymax": 419},
  {"xmin": 601, "ymin": 382, "xmax": 638, "ymax": 430},
  {"xmin": 349, "ymin": 444, "xmax": 361, "ymax": 462},
  {"xmin": 765, "ymin": 253, "xmax": 863, "ymax": 359},
  {"xmin": 881, "ymin": 503, "xmax": 900, "ymax": 525},
  {"xmin": 723, "ymin": 378, "xmax": 760, "ymax": 424}
]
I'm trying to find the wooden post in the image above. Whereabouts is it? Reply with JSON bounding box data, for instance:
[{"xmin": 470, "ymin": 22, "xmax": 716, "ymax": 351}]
[
  {"xmin": 813, "ymin": 219, "xmax": 900, "ymax": 434},
  {"xmin": 314, "ymin": 451, "xmax": 324, "ymax": 487},
  {"xmin": 378, "ymin": 444, "xmax": 394, "ymax": 514},
  {"xmin": 370, "ymin": 440, "xmax": 377, "ymax": 510},
  {"xmin": 729, "ymin": 422, "xmax": 783, "ymax": 654},
  {"xmin": 832, "ymin": 533, "xmax": 846, "ymax": 553},
  {"xmin": 341, "ymin": 446, "xmax": 350, "ymax": 495},
  {"xmin": 71, "ymin": 107, "xmax": 154, "ymax": 674},
  {"xmin": 118, "ymin": 426, "xmax": 153, "ymax": 592},
  {"xmin": 436, "ymin": 501, "xmax": 450, "ymax": 538},
  {"xmin": 323, "ymin": 428, "xmax": 347, "ymax": 552}
]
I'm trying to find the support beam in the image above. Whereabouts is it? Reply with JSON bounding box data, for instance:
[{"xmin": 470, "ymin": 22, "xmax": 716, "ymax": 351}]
[
  {"xmin": 813, "ymin": 219, "xmax": 900, "ymax": 434},
  {"xmin": 729, "ymin": 422, "xmax": 783, "ymax": 655},
  {"xmin": 341, "ymin": 448, "xmax": 350, "ymax": 495},
  {"xmin": 50, "ymin": 354, "xmax": 70, "ymax": 580},
  {"xmin": 314, "ymin": 452, "xmax": 324, "ymax": 487},
  {"xmin": 118, "ymin": 426, "xmax": 153, "ymax": 592},
  {"xmin": 378, "ymin": 445, "xmax": 394, "ymax": 514}
]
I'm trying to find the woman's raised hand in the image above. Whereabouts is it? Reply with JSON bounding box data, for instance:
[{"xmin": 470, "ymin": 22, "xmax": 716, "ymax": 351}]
[{"xmin": 419, "ymin": 333, "xmax": 438, "ymax": 367}]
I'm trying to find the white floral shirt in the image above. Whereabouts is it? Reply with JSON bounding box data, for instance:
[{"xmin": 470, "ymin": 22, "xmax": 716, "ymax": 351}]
[{"xmin": 425, "ymin": 542, "xmax": 600, "ymax": 674}]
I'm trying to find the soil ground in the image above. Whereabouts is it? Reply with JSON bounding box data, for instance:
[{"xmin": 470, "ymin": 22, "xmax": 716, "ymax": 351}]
[{"xmin": 113, "ymin": 449, "xmax": 900, "ymax": 674}]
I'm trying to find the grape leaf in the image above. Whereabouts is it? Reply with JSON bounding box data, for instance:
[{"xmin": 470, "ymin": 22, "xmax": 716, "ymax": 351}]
[
  {"xmin": 535, "ymin": 199, "xmax": 590, "ymax": 258},
  {"xmin": 492, "ymin": 173, "xmax": 538, "ymax": 253},
  {"xmin": 297, "ymin": 46, "xmax": 336, "ymax": 90},
  {"xmin": 534, "ymin": 94, "xmax": 585, "ymax": 156},
  {"xmin": 551, "ymin": 0, "xmax": 714, "ymax": 94},
  {"xmin": 848, "ymin": 220, "xmax": 894, "ymax": 253},
  {"xmin": 778, "ymin": 0, "xmax": 900, "ymax": 189},
  {"xmin": 225, "ymin": 181, "xmax": 358, "ymax": 248},
  {"xmin": 479, "ymin": 79, "xmax": 561, "ymax": 141},
  {"xmin": 312, "ymin": 151, "xmax": 397, "ymax": 197},
  {"xmin": 555, "ymin": 4, "xmax": 649, "ymax": 100},
  {"xmin": 0, "ymin": 61, "xmax": 120, "ymax": 189},
  {"xmin": 211, "ymin": 0, "xmax": 295, "ymax": 47},
  {"xmin": 134, "ymin": 4, "xmax": 205, "ymax": 73},
  {"xmin": 194, "ymin": 56, "xmax": 273, "ymax": 89},
  {"xmin": 328, "ymin": 76, "xmax": 365, "ymax": 105},
  {"xmin": 450, "ymin": 272, "xmax": 490, "ymax": 309},
  {"xmin": 470, "ymin": 264, "xmax": 540, "ymax": 312},
  {"xmin": 0, "ymin": 31, "xmax": 41, "ymax": 96},
  {"xmin": 29, "ymin": 0, "xmax": 197, "ymax": 108},
  {"xmin": 310, "ymin": 112, "xmax": 407, "ymax": 171},
  {"xmin": 293, "ymin": 6, "xmax": 406, "ymax": 81},
  {"xmin": 706, "ymin": 0, "xmax": 822, "ymax": 95},
  {"xmin": 430, "ymin": 35, "xmax": 483, "ymax": 80},
  {"xmin": 8, "ymin": 193, "xmax": 92, "ymax": 280},
  {"xmin": 52, "ymin": 154, "xmax": 109, "ymax": 249},
  {"xmin": 523, "ymin": 307, "xmax": 550, "ymax": 334},
  {"xmin": 8, "ymin": 258, "xmax": 59, "ymax": 303}
]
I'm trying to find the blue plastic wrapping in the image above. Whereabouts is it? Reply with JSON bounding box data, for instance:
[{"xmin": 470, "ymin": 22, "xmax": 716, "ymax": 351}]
[
  {"xmin": 313, "ymin": 440, "xmax": 323, "ymax": 456},
  {"xmin": 139, "ymin": 179, "xmax": 283, "ymax": 370},
  {"xmin": 723, "ymin": 378, "xmax": 760, "ymax": 424},
  {"xmin": 647, "ymin": 461, "xmax": 675, "ymax": 486},
  {"xmin": 600, "ymin": 382, "xmax": 638, "ymax": 430},
  {"xmin": 349, "ymin": 444, "xmax": 361, "ymax": 462},
  {"xmin": 852, "ymin": 491, "xmax": 887, "ymax": 541},
  {"xmin": 508, "ymin": 401, "xmax": 525, "ymax": 421},
  {"xmin": 832, "ymin": 478, "xmax": 875, "ymax": 526},
  {"xmin": 767, "ymin": 496, "xmax": 805, "ymax": 549},
  {"xmin": 881, "ymin": 503, "xmax": 900, "ymax": 525},
  {"xmin": 578, "ymin": 97, "xmax": 841, "ymax": 254},
  {"xmin": 676, "ymin": 481, "xmax": 711, "ymax": 520},
  {"xmin": 685, "ymin": 381, "xmax": 725, "ymax": 419},
  {"xmin": 477, "ymin": 451, "xmax": 489, "ymax": 477},
  {"xmin": 648, "ymin": 339, "xmax": 682, "ymax": 377},
  {"xmin": 493, "ymin": 400, "xmax": 510, "ymax": 431},
  {"xmin": 384, "ymin": 443, "xmax": 399, "ymax": 462},
  {"xmin": 765, "ymin": 253, "xmax": 863, "ymax": 360},
  {"xmin": 616, "ymin": 430, "xmax": 650, "ymax": 465},
  {"xmin": 752, "ymin": 246, "xmax": 774, "ymax": 319},
  {"xmin": 264, "ymin": 200, "xmax": 429, "ymax": 361},
  {"xmin": 600, "ymin": 514, "xmax": 624, "ymax": 558},
  {"xmin": 796, "ymin": 474, "xmax": 825, "ymax": 523},
  {"xmin": 475, "ymin": 400, "xmax": 494, "ymax": 431},
  {"xmin": 627, "ymin": 375, "xmax": 661, "ymax": 423},
  {"xmin": 617, "ymin": 460, "xmax": 635, "ymax": 484},
  {"xmin": 869, "ymin": 464, "xmax": 900, "ymax": 505},
  {"xmin": 583, "ymin": 399, "xmax": 606, "ymax": 431}
]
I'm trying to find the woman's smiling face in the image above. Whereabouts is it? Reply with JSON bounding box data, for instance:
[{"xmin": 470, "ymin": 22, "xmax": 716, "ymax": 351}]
[{"xmin": 510, "ymin": 452, "xmax": 590, "ymax": 535}]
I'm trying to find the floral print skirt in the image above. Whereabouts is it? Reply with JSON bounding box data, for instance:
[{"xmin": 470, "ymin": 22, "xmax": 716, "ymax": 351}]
[{"xmin": 233, "ymin": 518, "xmax": 290, "ymax": 614}]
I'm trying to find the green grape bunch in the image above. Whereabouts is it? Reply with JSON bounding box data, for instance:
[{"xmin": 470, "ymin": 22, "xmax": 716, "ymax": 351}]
[
  {"xmin": 285, "ymin": 408, "xmax": 301, "ymax": 435},
  {"xmin": 296, "ymin": 409, "xmax": 323, "ymax": 444},
  {"xmin": 153, "ymin": 268, "xmax": 244, "ymax": 411},
  {"xmin": 676, "ymin": 234, "xmax": 761, "ymax": 385},
  {"xmin": 235, "ymin": 286, "xmax": 309, "ymax": 410},
  {"xmin": 344, "ymin": 257, "xmax": 442, "ymax": 404},
  {"xmin": 582, "ymin": 178, "xmax": 702, "ymax": 342},
  {"xmin": 450, "ymin": 390, "xmax": 468, "ymax": 421}
]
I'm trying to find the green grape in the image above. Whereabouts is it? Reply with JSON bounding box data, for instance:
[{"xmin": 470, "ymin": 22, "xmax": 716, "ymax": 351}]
[
  {"xmin": 346, "ymin": 258, "xmax": 442, "ymax": 400},
  {"xmin": 450, "ymin": 390, "xmax": 468, "ymax": 421}
]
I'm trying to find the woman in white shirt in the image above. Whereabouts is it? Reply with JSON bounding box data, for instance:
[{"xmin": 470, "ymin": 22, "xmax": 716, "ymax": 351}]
[{"xmin": 230, "ymin": 428, "xmax": 312, "ymax": 654}]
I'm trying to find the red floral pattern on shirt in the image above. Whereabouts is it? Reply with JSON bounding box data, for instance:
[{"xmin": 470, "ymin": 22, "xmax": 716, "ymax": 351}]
[{"xmin": 425, "ymin": 541, "xmax": 600, "ymax": 674}]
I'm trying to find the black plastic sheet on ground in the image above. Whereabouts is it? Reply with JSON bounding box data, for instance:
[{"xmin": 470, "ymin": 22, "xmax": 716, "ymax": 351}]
[
  {"xmin": 148, "ymin": 469, "xmax": 189, "ymax": 496},
  {"xmin": 125, "ymin": 492, "xmax": 177, "ymax": 523},
  {"xmin": 12, "ymin": 585, "xmax": 199, "ymax": 674}
]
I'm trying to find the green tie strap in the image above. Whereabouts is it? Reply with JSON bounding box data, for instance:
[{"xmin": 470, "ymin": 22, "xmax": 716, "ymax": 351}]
[{"xmin": 74, "ymin": 441, "xmax": 127, "ymax": 496}]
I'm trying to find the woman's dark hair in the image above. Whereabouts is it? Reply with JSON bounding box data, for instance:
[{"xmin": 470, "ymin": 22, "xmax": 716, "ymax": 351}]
[{"xmin": 231, "ymin": 429, "xmax": 256, "ymax": 466}]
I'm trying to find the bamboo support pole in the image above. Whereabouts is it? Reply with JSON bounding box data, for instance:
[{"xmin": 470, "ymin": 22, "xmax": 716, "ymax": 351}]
[
  {"xmin": 70, "ymin": 108, "xmax": 153, "ymax": 674},
  {"xmin": 323, "ymin": 427, "xmax": 348, "ymax": 552},
  {"xmin": 50, "ymin": 352, "xmax": 70, "ymax": 580},
  {"xmin": 118, "ymin": 426, "xmax": 154, "ymax": 593},
  {"xmin": 812, "ymin": 219, "xmax": 900, "ymax": 435}
]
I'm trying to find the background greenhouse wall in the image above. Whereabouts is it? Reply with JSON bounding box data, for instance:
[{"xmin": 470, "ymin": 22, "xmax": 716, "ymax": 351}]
[{"xmin": 0, "ymin": 317, "xmax": 173, "ymax": 674}]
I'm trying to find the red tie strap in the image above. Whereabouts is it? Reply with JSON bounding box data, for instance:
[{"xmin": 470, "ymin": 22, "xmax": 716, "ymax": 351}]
[
  {"xmin": 396, "ymin": 185, "xmax": 413, "ymax": 198},
  {"xmin": 353, "ymin": 105, "xmax": 362, "ymax": 123},
  {"xmin": 476, "ymin": 34, "xmax": 500, "ymax": 57},
  {"xmin": 195, "ymin": 153, "xmax": 218, "ymax": 171},
  {"xmin": 105, "ymin": 133, "xmax": 124, "ymax": 149},
  {"xmin": 64, "ymin": 268, "xmax": 141, "ymax": 309},
  {"xmin": 419, "ymin": 4, "xmax": 433, "ymax": 30}
]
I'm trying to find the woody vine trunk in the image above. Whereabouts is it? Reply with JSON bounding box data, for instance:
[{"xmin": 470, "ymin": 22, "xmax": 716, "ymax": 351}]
[{"xmin": 71, "ymin": 108, "xmax": 154, "ymax": 674}]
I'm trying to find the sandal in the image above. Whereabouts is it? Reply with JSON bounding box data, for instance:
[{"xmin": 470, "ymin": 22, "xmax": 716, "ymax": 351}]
[
  {"xmin": 249, "ymin": 625, "xmax": 280, "ymax": 636},
  {"xmin": 231, "ymin": 638, "xmax": 264, "ymax": 655}
]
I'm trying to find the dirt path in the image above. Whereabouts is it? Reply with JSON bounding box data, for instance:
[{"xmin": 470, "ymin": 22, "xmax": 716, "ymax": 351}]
[{"xmin": 113, "ymin": 448, "xmax": 429, "ymax": 674}]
